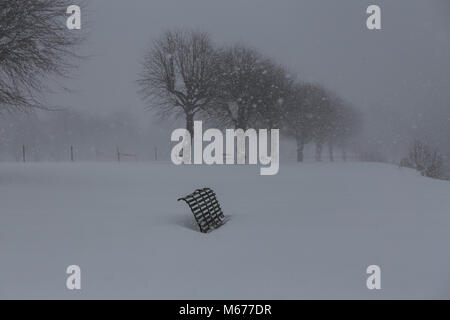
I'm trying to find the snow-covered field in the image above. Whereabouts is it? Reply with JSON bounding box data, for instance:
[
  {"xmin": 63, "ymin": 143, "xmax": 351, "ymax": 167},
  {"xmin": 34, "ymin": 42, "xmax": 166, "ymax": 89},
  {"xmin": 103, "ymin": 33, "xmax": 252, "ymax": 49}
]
[{"xmin": 1, "ymin": 161, "xmax": 450, "ymax": 299}]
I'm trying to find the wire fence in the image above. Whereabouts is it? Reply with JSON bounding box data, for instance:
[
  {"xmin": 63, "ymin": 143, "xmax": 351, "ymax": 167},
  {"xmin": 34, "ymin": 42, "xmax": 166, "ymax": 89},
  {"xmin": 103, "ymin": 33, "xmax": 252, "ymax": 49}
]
[
  {"xmin": 9, "ymin": 144, "xmax": 363, "ymax": 164},
  {"xmin": 8, "ymin": 145, "xmax": 170, "ymax": 163}
]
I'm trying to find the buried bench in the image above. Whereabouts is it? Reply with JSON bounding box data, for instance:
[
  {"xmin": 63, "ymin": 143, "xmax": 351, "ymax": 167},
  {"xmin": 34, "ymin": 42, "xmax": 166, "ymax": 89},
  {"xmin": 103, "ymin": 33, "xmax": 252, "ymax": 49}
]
[{"xmin": 178, "ymin": 188, "xmax": 229, "ymax": 233}]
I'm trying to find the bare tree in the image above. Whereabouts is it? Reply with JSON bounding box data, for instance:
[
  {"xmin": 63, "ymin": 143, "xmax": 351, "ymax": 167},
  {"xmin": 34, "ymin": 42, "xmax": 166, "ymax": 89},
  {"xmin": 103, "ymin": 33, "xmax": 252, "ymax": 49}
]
[
  {"xmin": 332, "ymin": 101, "xmax": 361, "ymax": 162},
  {"xmin": 307, "ymin": 85, "xmax": 335, "ymax": 162},
  {"xmin": 0, "ymin": 0, "xmax": 83, "ymax": 113},
  {"xmin": 138, "ymin": 29, "xmax": 220, "ymax": 136},
  {"xmin": 284, "ymin": 83, "xmax": 315, "ymax": 162},
  {"xmin": 211, "ymin": 45, "xmax": 291, "ymax": 131},
  {"xmin": 324, "ymin": 94, "xmax": 361, "ymax": 162},
  {"xmin": 253, "ymin": 60, "xmax": 293, "ymax": 129},
  {"xmin": 213, "ymin": 45, "xmax": 265, "ymax": 130}
]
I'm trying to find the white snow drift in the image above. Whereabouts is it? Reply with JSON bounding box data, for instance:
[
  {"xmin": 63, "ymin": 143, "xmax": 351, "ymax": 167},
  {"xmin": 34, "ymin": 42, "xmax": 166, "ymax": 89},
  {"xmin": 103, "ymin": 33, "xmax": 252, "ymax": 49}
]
[{"xmin": 0, "ymin": 161, "xmax": 449, "ymax": 299}]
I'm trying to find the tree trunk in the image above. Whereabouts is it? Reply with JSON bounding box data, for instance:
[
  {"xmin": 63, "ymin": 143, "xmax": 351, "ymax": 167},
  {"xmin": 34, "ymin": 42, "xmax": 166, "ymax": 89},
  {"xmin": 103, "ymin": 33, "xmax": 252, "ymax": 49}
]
[
  {"xmin": 296, "ymin": 138, "xmax": 305, "ymax": 162},
  {"xmin": 328, "ymin": 142, "xmax": 334, "ymax": 162},
  {"xmin": 186, "ymin": 113, "xmax": 194, "ymax": 138},
  {"xmin": 315, "ymin": 143, "xmax": 323, "ymax": 162},
  {"xmin": 236, "ymin": 106, "xmax": 248, "ymax": 130}
]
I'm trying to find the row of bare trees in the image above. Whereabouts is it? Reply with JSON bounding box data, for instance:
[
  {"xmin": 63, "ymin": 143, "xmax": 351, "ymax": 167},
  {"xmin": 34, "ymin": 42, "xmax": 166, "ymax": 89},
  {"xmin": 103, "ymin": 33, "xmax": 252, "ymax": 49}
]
[
  {"xmin": 284, "ymin": 83, "xmax": 361, "ymax": 162},
  {"xmin": 0, "ymin": 2, "xmax": 359, "ymax": 164},
  {"xmin": 138, "ymin": 28, "xmax": 361, "ymax": 162}
]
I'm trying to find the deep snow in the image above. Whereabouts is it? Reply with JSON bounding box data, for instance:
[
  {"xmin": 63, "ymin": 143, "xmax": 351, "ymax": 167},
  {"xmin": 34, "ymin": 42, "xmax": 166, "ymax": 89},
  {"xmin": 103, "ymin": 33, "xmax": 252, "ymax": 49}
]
[{"xmin": 1, "ymin": 161, "xmax": 450, "ymax": 299}]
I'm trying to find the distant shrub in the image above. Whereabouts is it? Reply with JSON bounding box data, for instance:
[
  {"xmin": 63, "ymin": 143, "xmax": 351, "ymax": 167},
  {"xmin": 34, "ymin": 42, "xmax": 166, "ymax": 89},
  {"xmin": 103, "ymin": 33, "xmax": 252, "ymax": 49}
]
[{"xmin": 407, "ymin": 140, "xmax": 444, "ymax": 180}]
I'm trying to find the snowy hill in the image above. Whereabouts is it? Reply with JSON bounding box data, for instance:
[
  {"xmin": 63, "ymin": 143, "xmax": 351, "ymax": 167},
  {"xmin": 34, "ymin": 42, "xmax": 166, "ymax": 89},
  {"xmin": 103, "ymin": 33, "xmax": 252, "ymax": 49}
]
[{"xmin": 1, "ymin": 161, "xmax": 450, "ymax": 299}]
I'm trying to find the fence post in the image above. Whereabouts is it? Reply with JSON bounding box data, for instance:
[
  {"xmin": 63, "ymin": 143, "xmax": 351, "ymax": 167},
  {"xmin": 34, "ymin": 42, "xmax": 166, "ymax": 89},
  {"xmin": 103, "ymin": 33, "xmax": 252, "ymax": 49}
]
[
  {"xmin": 22, "ymin": 145, "xmax": 26, "ymax": 163},
  {"xmin": 70, "ymin": 145, "xmax": 74, "ymax": 162},
  {"xmin": 117, "ymin": 147, "xmax": 120, "ymax": 163}
]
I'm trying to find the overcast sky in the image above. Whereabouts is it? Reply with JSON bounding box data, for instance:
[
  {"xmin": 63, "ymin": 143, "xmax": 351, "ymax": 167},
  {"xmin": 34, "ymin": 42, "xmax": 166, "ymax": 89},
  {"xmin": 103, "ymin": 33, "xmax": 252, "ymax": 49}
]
[{"xmin": 47, "ymin": 0, "xmax": 450, "ymax": 147}]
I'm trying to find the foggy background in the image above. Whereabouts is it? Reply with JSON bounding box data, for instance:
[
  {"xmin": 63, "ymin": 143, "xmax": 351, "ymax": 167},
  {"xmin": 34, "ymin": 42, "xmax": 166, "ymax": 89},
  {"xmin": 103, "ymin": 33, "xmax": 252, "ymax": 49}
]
[{"xmin": 1, "ymin": 0, "xmax": 449, "ymax": 168}]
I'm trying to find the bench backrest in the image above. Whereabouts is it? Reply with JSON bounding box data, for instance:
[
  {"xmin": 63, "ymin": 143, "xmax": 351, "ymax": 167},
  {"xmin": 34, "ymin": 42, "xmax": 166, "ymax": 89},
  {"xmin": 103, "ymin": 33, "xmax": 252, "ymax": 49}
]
[{"xmin": 178, "ymin": 188, "xmax": 226, "ymax": 233}]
